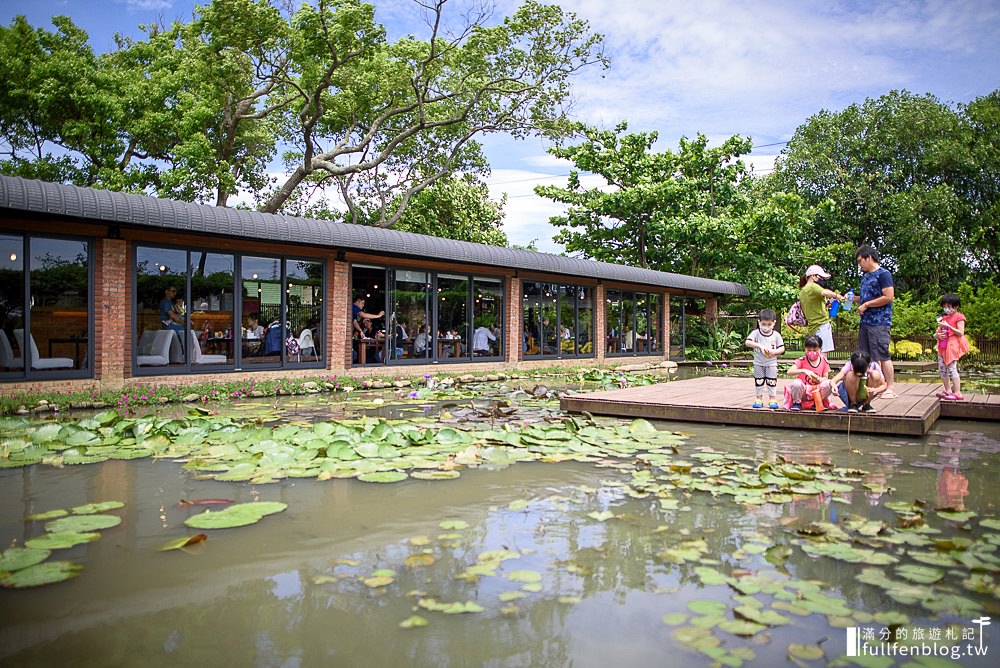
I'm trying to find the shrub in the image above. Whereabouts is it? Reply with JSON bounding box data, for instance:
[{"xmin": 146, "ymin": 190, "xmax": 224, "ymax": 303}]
[{"xmin": 892, "ymin": 340, "xmax": 924, "ymax": 360}]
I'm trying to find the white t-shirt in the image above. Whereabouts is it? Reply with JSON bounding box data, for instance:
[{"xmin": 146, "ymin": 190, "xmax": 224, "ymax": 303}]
[
  {"xmin": 747, "ymin": 328, "xmax": 784, "ymax": 367},
  {"xmin": 472, "ymin": 326, "xmax": 497, "ymax": 352}
]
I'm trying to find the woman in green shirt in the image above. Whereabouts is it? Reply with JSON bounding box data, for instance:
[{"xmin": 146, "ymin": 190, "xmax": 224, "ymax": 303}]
[{"xmin": 798, "ymin": 264, "xmax": 846, "ymax": 354}]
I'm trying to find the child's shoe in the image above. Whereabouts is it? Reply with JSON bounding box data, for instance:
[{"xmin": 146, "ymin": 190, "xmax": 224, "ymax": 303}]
[
  {"xmin": 943, "ymin": 393, "xmax": 965, "ymax": 401},
  {"xmin": 860, "ymin": 403, "xmax": 876, "ymax": 413},
  {"xmin": 752, "ymin": 400, "xmax": 764, "ymax": 408},
  {"xmin": 789, "ymin": 402, "xmax": 801, "ymax": 411},
  {"xmin": 769, "ymin": 401, "xmax": 780, "ymax": 410},
  {"xmin": 847, "ymin": 404, "xmax": 859, "ymax": 413},
  {"xmin": 935, "ymin": 391, "xmax": 952, "ymax": 398}
]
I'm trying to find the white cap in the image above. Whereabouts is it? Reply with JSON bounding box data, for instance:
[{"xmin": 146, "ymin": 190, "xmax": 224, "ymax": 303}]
[{"xmin": 805, "ymin": 264, "xmax": 831, "ymax": 279}]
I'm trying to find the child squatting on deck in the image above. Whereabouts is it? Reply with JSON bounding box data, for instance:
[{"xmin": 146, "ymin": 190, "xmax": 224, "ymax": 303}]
[
  {"xmin": 830, "ymin": 351, "xmax": 888, "ymax": 413},
  {"xmin": 745, "ymin": 309, "xmax": 785, "ymax": 409},
  {"xmin": 783, "ymin": 334, "xmax": 836, "ymax": 411}
]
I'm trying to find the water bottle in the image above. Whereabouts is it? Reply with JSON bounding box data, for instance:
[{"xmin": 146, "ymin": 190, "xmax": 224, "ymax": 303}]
[
  {"xmin": 842, "ymin": 289, "xmax": 854, "ymax": 312},
  {"xmin": 829, "ymin": 299, "xmax": 840, "ymax": 318}
]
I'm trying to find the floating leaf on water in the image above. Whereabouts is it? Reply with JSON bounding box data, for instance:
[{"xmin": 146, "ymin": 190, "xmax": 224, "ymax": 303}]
[
  {"xmin": 687, "ymin": 600, "xmax": 728, "ymax": 617},
  {"xmin": 0, "ymin": 560, "xmax": 83, "ymax": 588},
  {"xmin": 398, "ymin": 615, "xmax": 428, "ymax": 629},
  {"xmin": 872, "ymin": 611, "xmax": 909, "ymax": 626},
  {"xmin": 661, "ymin": 612, "xmax": 689, "ymax": 626},
  {"xmin": 499, "ymin": 591, "xmax": 527, "ymax": 602},
  {"xmin": 0, "ymin": 547, "xmax": 51, "ymax": 572},
  {"xmin": 438, "ymin": 519, "xmax": 468, "ymax": 530},
  {"xmin": 787, "ymin": 644, "xmax": 824, "ymax": 661},
  {"xmin": 441, "ymin": 601, "xmax": 485, "ymax": 614},
  {"xmin": 587, "ymin": 511, "xmax": 614, "ymax": 522},
  {"xmin": 733, "ymin": 605, "xmax": 790, "ymax": 626},
  {"xmin": 26, "ymin": 509, "xmax": 68, "ymax": 521},
  {"xmin": 45, "ymin": 514, "xmax": 121, "ymax": 533},
  {"xmin": 936, "ymin": 509, "xmax": 976, "ymax": 523},
  {"xmin": 410, "ymin": 470, "xmax": 460, "ymax": 480},
  {"xmin": 764, "ymin": 545, "xmax": 792, "ymax": 567},
  {"xmin": 506, "ymin": 570, "xmax": 542, "ymax": 583},
  {"xmin": 183, "ymin": 501, "xmax": 288, "ymax": 529},
  {"xmin": 557, "ymin": 596, "xmax": 580, "ymax": 604},
  {"xmin": 70, "ymin": 500, "xmax": 125, "ymax": 515},
  {"xmin": 980, "ymin": 518, "xmax": 1000, "ymax": 531},
  {"xmin": 357, "ymin": 471, "xmax": 408, "ymax": 483},
  {"xmin": 717, "ymin": 619, "xmax": 765, "ymax": 637},
  {"xmin": 25, "ymin": 531, "xmax": 101, "ymax": 550},
  {"xmin": 520, "ymin": 582, "xmax": 543, "ymax": 593},
  {"xmin": 404, "ymin": 553, "xmax": 436, "ymax": 568},
  {"xmin": 363, "ymin": 575, "xmax": 395, "ymax": 588},
  {"xmin": 693, "ymin": 566, "xmax": 729, "ymax": 586},
  {"xmin": 894, "ymin": 564, "xmax": 945, "ymax": 584},
  {"xmin": 179, "ymin": 499, "xmax": 234, "ymax": 506},
  {"xmin": 507, "ymin": 499, "xmax": 529, "ymax": 511},
  {"xmin": 408, "ymin": 535, "xmax": 431, "ymax": 547},
  {"xmin": 158, "ymin": 534, "xmax": 208, "ymax": 551}
]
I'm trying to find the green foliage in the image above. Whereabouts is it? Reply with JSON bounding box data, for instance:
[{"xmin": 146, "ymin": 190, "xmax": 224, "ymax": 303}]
[
  {"xmin": 770, "ymin": 89, "xmax": 1000, "ymax": 298},
  {"xmin": 536, "ymin": 123, "xmax": 823, "ymax": 309},
  {"xmin": 1, "ymin": 0, "xmax": 607, "ymax": 230},
  {"xmin": 387, "ymin": 174, "xmax": 508, "ymax": 246},
  {"xmin": 958, "ymin": 279, "xmax": 1000, "ymax": 339}
]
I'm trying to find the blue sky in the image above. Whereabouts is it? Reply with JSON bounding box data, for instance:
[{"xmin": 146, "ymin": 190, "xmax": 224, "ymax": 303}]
[{"xmin": 5, "ymin": 0, "xmax": 1000, "ymax": 253}]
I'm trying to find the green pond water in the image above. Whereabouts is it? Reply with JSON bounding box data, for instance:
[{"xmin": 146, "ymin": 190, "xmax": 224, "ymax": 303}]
[{"xmin": 1, "ymin": 374, "xmax": 999, "ymax": 667}]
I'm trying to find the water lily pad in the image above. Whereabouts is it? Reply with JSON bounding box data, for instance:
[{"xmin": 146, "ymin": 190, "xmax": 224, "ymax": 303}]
[
  {"xmin": 357, "ymin": 471, "xmax": 408, "ymax": 483},
  {"xmin": 71, "ymin": 501, "xmax": 125, "ymax": 514},
  {"xmin": 398, "ymin": 615, "xmax": 428, "ymax": 628},
  {"xmin": 499, "ymin": 591, "xmax": 527, "ymax": 602},
  {"xmin": 363, "ymin": 575, "xmax": 395, "ymax": 588},
  {"xmin": 158, "ymin": 534, "xmax": 208, "ymax": 551},
  {"xmin": 184, "ymin": 501, "xmax": 288, "ymax": 529},
  {"xmin": 717, "ymin": 619, "xmax": 765, "ymax": 637},
  {"xmin": 45, "ymin": 514, "xmax": 121, "ymax": 533},
  {"xmin": 1, "ymin": 560, "xmax": 83, "ymax": 588},
  {"xmin": 661, "ymin": 612, "xmax": 689, "ymax": 626},
  {"xmin": 0, "ymin": 547, "xmax": 51, "ymax": 572},
  {"xmin": 688, "ymin": 599, "xmax": 728, "ymax": 616},
  {"xmin": 25, "ymin": 531, "xmax": 101, "ymax": 550},
  {"xmin": 438, "ymin": 519, "xmax": 468, "ymax": 530},
  {"xmin": 895, "ymin": 564, "xmax": 944, "ymax": 584},
  {"xmin": 26, "ymin": 509, "xmax": 68, "ymax": 521},
  {"xmin": 506, "ymin": 569, "xmax": 542, "ymax": 583},
  {"xmin": 587, "ymin": 511, "xmax": 614, "ymax": 522},
  {"xmin": 734, "ymin": 605, "xmax": 789, "ymax": 626},
  {"xmin": 410, "ymin": 470, "xmax": 460, "ymax": 480},
  {"xmin": 787, "ymin": 644, "xmax": 824, "ymax": 660}
]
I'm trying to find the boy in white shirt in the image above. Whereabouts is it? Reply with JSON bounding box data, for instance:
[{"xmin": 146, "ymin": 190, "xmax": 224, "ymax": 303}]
[{"xmin": 745, "ymin": 308, "xmax": 786, "ymax": 409}]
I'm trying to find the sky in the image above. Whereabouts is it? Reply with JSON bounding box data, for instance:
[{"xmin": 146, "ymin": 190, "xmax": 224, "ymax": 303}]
[{"xmin": 4, "ymin": 0, "xmax": 1000, "ymax": 253}]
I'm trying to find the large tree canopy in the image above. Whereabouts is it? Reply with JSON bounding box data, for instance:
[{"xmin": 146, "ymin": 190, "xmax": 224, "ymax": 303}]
[
  {"xmin": 769, "ymin": 89, "xmax": 1000, "ymax": 297},
  {"xmin": 0, "ymin": 0, "xmax": 606, "ymax": 231},
  {"xmin": 534, "ymin": 123, "xmax": 823, "ymax": 307}
]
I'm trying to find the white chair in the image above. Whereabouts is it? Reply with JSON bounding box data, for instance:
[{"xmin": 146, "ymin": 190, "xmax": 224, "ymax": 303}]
[
  {"xmin": 13, "ymin": 329, "xmax": 74, "ymax": 370},
  {"xmin": 188, "ymin": 330, "xmax": 227, "ymax": 365},
  {"xmin": 1, "ymin": 330, "xmax": 23, "ymax": 370},
  {"xmin": 137, "ymin": 330, "xmax": 175, "ymax": 366},
  {"xmin": 296, "ymin": 328, "xmax": 316, "ymax": 361}
]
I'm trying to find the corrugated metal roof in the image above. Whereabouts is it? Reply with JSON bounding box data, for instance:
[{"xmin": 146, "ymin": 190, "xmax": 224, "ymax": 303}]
[{"xmin": 0, "ymin": 175, "xmax": 749, "ymax": 296}]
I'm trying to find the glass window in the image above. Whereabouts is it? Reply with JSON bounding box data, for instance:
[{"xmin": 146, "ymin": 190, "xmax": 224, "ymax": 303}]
[
  {"xmin": 241, "ymin": 256, "xmax": 283, "ymax": 366},
  {"xmin": 607, "ymin": 289, "xmax": 660, "ymax": 356},
  {"xmin": 191, "ymin": 252, "xmax": 235, "ymax": 365},
  {"xmin": 577, "ymin": 286, "xmax": 594, "ymax": 356},
  {"xmin": 472, "ymin": 277, "xmax": 503, "ymax": 358},
  {"xmin": 136, "ymin": 247, "xmax": 188, "ymax": 368},
  {"xmin": 351, "ymin": 265, "xmax": 388, "ymax": 365},
  {"xmin": 522, "ymin": 281, "xmax": 542, "ymax": 356},
  {"xmin": 0, "ymin": 234, "xmax": 25, "ymax": 375},
  {"xmin": 436, "ymin": 274, "xmax": 469, "ymax": 360},
  {"xmin": 523, "ymin": 281, "xmax": 592, "ymax": 358},
  {"xmin": 391, "ymin": 269, "xmax": 430, "ymax": 362},
  {"xmin": 28, "ymin": 237, "xmax": 90, "ymax": 373},
  {"xmin": 286, "ymin": 259, "xmax": 323, "ymax": 365}
]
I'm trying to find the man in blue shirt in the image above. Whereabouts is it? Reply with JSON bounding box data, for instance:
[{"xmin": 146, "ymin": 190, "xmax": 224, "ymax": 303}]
[
  {"xmin": 352, "ymin": 294, "xmax": 384, "ymax": 337},
  {"xmin": 855, "ymin": 245, "xmax": 897, "ymax": 398}
]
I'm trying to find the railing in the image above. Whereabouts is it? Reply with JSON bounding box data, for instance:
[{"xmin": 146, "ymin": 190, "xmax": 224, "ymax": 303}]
[{"xmin": 784, "ymin": 333, "xmax": 1000, "ymax": 363}]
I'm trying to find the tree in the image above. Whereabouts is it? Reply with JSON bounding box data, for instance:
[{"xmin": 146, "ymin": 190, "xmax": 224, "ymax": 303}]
[
  {"xmin": 534, "ymin": 123, "xmax": 820, "ymax": 307},
  {"xmin": 1, "ymin": 0, "xmax": 607, "ymax": 231},
  {"xmin": 392, "ymin": 174, "xmax": 507, "ymax": 246},
  {"xmin": 769, "ymin": 89, "xmax": 998, "ymax": 297}
]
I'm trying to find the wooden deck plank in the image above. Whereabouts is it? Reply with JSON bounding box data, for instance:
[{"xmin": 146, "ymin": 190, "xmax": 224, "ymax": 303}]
[{"xmin": 559, "ymin": 377, "xmax": 998, "ymax": 436}]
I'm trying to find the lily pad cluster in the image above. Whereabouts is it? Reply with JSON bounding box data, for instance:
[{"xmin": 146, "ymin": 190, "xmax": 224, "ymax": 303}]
[{"xmin": 1, "ymin": 500, "xmax": 123, "ymax": 588}]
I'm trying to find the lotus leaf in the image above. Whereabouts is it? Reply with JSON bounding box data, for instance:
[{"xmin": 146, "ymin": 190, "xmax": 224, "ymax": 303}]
[
  {"xmin": 404, "ymin": 553, "xmax": 436, "ymax": 568},
  {"xmin": 733, "ymin": 605, "xmax": 789, "ymax": 626},
  {"xmin": 26, "ymin": 509, "xmax": 68, "ymax": 521},
  {"xmin": 499, "ymin": 591, "xmax": 527, "ymax": 602},
  {"xmin": 363, "ymin": 575, "xmax": 394, "ymax": 587},
  {"xmin": 520, "ymin": 582, "xmax": 542, "ymax": 592},
  {"xmin": 717, "ymin": 619, "xmax": 765, "ymax": 637},
  {"xmin": 981, "ymin": 518, "xmax": 1000, "ymax": 531},
  {"xmin": 441, "ymin": 601, "xmax": 484, "ymax": 614},
  {"xmin": 787, "ymin": 644, "xmax": 824, "ymax": 660},
  {"xmin": 25, "ymin": 531, "xmax": 101, "ymax": 549},
  {"xmin": 506, "ymin": 570, "xmax": 542, "ymax": 583},
  {"xmin": 693, "ymin": 566, "xmax": 729, "ymax": 586},
  {"xmin": 45, "ymin": 514, "xmax": 121, "ymax": 533},
  {"xmin": 1, "ymin": 560, "xmax": 83, "ymax": 588},
  {"xmin": 687, "ymin": 600, "xmax": 727, "ymax": 616},
  {"xmin": 159, "ymin": 534, "xmax": 208, "ymax": 551},
  {"xmin": 438, "ymin": 519, "xmax": 468, "ymax": 530},
  {"xmin": 410, "ymin": 470, "xmax": 460, "ymax": 480},
  {"xmin": 0, "ymin": 547, "xmax": 51, "ymax": 572}
]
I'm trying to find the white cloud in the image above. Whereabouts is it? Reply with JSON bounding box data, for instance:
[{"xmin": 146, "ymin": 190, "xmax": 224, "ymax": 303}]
[{"xmin": 118, "ymin": 0, "xmax": 173, "ymax": 12}]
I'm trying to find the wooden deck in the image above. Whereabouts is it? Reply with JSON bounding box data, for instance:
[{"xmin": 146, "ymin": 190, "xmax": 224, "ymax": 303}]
[{"xmin": 561, "ymin": 377, "xmax": 999, "ymax": 436}]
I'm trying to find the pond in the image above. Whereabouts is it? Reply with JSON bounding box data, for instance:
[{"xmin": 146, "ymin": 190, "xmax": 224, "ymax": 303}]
[{"xmin": 1, "ymin": 375, "xmax": 999, "ymax": 667}]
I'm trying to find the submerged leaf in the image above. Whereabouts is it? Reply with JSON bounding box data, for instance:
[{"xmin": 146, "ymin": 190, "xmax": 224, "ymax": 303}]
[
  {"xmin": 158, "ymin": 534, "xmax": 208, "ymax": 551},
  {"xmin": 0, "ymin": 561, "xmax": 83, "ymax": 588}
]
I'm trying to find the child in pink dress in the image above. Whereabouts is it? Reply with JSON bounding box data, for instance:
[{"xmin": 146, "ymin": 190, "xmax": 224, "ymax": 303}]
[
  {"xmin": 783, "ymin": 334, "xmax": 835, "ymax": 411},
  {"xmin": 934, "ymin": 293, "xmax": 970, "ymax": 401}
]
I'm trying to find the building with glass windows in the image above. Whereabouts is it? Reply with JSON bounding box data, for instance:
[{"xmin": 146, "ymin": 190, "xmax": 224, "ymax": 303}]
[{"xmin": 0, "ymin": 175, "xmax": 748, "ymax": 391}]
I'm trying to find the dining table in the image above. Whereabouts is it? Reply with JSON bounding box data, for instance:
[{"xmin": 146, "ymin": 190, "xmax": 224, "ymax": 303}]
[{"xmin": 436, "ymin": 337, "xmax": 462, "ymax": 358}]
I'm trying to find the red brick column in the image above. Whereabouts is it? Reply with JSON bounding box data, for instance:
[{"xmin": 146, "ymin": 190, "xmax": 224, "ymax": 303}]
[
  {"xmin": 95, "ymin": 238, "xmax": 128, "ymax": 388},
  {"xmin": 331, "ymin": 258, "xmax": 350, "ymax": 370},
  {"xmin": 705, "ymin": 297, "xmax": 719, "ymax": 323},
  {"xmin": 595, "ymin": 283, "xmax": 606, "ymax": 362},
  {"xmin": 508, "ymin": 277, "xmax": 521, "ymax": 362}
]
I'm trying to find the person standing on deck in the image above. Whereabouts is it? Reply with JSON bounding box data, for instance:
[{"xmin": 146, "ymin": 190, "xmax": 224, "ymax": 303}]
[
  {"xmin": 798, "ymin": 265, "xmax": 845, "ymax": 355},
  {"xmin": 855, "ymin": 245, "xmax": 897, "ymax": 398}
]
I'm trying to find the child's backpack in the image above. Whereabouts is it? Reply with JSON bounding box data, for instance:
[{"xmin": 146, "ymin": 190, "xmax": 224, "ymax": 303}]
[
  {"xmin": 785, "ymin": 301, "xmax": 808, "ymax": 329},
  {"xmin": 285, "ymin": 335, "xmax": 301, "ymax": 356}
]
